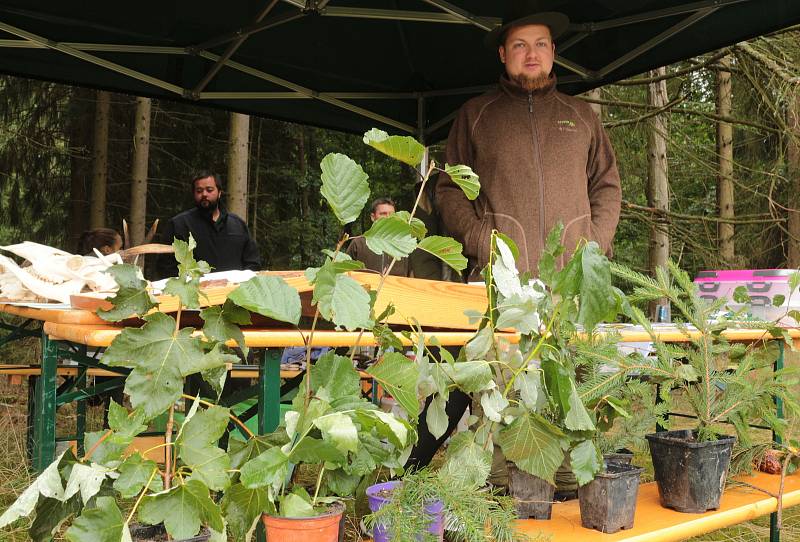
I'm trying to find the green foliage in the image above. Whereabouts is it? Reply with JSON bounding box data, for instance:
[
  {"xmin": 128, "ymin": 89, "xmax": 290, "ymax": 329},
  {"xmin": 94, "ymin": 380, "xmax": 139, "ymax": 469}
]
[
  {"xmin": 363, "ymin": 128, "xmax": 426, "ymax": 167},
  {"xmin": 228, "ymin": 275, "xmax": 302, "ymax": 325},
  {"xmin": 363, "ymin": 215, "xmax": 418, "ymax": 259},
  {"xmin": 97, "ymin": 264, "xmax": 156, "ymax": 322},
  {"xmin": 444, "ymin": 163, "xmax": 480, "ymax": 200},
  {"xmin": 138, "ymin": 480, "xmax": 224, "ymax": 539},
  {"xmin": 319, "ymin": 152, "xmax": 370, "ymax": 224}
]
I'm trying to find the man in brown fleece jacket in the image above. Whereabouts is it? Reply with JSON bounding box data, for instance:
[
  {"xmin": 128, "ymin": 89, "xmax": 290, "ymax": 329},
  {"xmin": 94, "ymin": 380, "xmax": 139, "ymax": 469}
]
[{"xmin": 435, "ymin": 3, "xmax": 621, "ymax": 280}]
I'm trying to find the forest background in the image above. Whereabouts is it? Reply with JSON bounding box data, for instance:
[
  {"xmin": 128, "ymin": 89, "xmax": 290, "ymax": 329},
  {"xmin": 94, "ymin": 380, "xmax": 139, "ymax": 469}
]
[{"xmin": 1, "ymin": 26, "xmax": 800, "ymax": 279}]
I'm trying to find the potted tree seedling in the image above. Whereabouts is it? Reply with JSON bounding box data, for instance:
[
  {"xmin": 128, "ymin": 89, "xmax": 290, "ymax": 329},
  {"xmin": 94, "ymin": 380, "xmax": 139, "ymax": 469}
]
[
  {"xmin": 611, "ymin": 260, "xmax": 800, "ymax": 513},
  {"xmin": 0, "ymin": 127, "xmax": 479, "ymax": 541}
]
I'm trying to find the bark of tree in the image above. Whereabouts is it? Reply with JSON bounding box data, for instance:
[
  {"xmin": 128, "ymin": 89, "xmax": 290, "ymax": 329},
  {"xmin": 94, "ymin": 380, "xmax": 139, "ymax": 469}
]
[
  {"xmin": 89, "ymin": 90, "xmax": 111, "ymax": 229},
  {"xmin": 130, "ymin": 97, "xmax": 152, "ymax": 247},
  {"xmin": 647, "ymin": 68, "xmax": 670, "ymax": 319},
  {"xmin": 717, "ymin": 55, "xmax": 735, "ymax": 264},
  {"xmin": 788, "ymin": 91, "xmax": 800, "ymax": 267},
  {"xmin": 250, "ymin": 118, "xmax": 262, "ymax": 239},
  {"xmin": 227, "ymin": 112, "xmax": 250, "ymax": 221},
  {"xmin": 68, "ymin": 88, "xmax": 92, "ymax": 252}
]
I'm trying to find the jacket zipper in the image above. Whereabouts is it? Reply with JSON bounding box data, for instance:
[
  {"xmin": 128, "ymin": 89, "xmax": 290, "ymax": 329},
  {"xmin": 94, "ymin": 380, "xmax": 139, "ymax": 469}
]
[{"xmin": 528, "ymin": 91, "xmax": 546, "ymax": 254}]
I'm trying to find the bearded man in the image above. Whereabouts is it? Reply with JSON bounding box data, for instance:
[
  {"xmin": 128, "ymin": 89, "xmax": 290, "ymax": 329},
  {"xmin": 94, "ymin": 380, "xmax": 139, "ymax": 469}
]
[
  {"xmin": 435, "ymin": 0, "xmax": 622, "ymax": 281},
  {"xmin": 157, "ymin": 171, "xmax": 260, "ymax": 278}
]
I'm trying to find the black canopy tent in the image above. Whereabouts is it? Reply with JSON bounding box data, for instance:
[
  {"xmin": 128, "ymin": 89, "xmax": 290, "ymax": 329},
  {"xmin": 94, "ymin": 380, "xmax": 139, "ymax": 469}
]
[{"xmin": 0, "ymin": 0, "xmax": 798, "ymax": 142}]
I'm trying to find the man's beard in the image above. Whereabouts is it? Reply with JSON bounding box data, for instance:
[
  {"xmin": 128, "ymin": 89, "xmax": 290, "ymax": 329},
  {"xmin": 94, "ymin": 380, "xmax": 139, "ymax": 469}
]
[
  {"xmin": 196, "ymin": 199, "xmax": 219, "ymax": 216},
  {"xmin": 512, "ymin": 72, "xmax": 551, "ymax": 91}
]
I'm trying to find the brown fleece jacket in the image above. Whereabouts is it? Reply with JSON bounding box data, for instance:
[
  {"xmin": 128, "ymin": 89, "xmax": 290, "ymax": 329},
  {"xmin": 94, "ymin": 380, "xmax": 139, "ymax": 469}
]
[{"xmin": 435, "ymin": 74, "xmax": 621, "ymax": 278}]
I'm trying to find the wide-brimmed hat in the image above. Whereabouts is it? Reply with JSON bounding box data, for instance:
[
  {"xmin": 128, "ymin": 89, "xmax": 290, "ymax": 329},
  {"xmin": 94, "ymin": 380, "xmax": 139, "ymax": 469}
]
[{"xmin": 484, "ymin": 0, "xmax": 570, "ymax": 49}]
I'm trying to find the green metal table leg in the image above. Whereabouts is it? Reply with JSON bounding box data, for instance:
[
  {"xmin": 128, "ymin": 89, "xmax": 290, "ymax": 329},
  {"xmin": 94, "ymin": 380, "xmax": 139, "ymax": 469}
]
[
  {"xmin": 770, "ymin": 341, "xmax": 785, "ymax": 542},
  {"xmin": 258, "ymin": 348, "xmax": 282, "ymax": 435},
  {"xmin": 26, "ymin": 375, "xmax": 36, "ymax": 461},
  {"xmin": 33, "ymin": 333, "xmax": 58, "ymax": 472}
]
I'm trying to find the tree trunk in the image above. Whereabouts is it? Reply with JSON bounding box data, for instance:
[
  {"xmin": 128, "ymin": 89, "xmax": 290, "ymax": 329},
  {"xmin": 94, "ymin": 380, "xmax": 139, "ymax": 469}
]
[
  {"xmin": 227, "ymin": 112, "xmax": 250, "ymax": 221},
  {"xmin": 130, "ymin": 97, "xmax": 152, "ymax": 247},
  {"xmin": 585, "ymin": 87, "xmax": 603, "ymax": 118},
  {"xmin": 68, "ymin": 88, "xmax": 92, "ymax": 252},
  {"xmin": 250, "ymin": 118, "xmax": 262, "ymax": 239},
  {"xmin": 647, "ymin": 68, "xmax": 670, "ymax": 319},
  {"xmin": 717, "ymin": 55, "xmax": 735, "ymax": 265},
  {"xmin": 789, "ymin": 91, "xmax": 800, "ymax": 267},
  {"xmin": 89, "ymin": 90, "xmax": 111, "ymax": 229}
]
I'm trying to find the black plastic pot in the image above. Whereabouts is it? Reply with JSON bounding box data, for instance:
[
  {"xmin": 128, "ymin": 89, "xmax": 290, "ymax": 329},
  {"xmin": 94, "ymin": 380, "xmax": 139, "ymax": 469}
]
[
  {"xmin": 506, "ymin": 462, "xmax": 555, "ymax": 519},
  {"xmin": 646, "ymin": 429, "xmax": 735, "ymax": 513},
  {"xmin": 578, "ymin": 461, "xmax": 644, "ymax": 533},
  {"xmin": 603, "ymin": 448, "xmax": 634, "ymax": 464},
  {"xmin": 129, "ymin": 524, "xmax": 210, "ymax": 541}
]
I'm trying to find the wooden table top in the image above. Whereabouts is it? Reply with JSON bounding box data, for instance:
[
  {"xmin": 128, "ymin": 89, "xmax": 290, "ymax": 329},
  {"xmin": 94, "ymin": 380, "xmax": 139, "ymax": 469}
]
[
  {"xmin": 524, "ymin": 471, "xmax": 800, "ymax": 542},
  {"xmin": 0, "ymin": 303, "xmax": 104, "ymax": 325}
]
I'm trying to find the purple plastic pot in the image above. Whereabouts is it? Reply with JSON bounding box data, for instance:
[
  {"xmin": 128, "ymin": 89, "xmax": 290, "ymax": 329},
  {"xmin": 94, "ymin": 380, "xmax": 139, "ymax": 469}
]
[{"xmin": 366, "ymin": 481, "xmax": 444, "ymax": 542}]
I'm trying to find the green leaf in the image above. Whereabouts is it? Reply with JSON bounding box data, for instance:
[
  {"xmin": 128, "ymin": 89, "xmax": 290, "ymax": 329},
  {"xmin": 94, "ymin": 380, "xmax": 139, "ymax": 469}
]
[
  {"xmin": 311, "ymin": 263, "xmax": 373, "ymax": 330},
  {"xmin": 363, "ymin": 128, "xmax": 425, "ymax": 167},
  {"xmin": 311, "ymin": 351, "xmax": 362, "ymax": 402},
  {"xmin": 790, "ymin": 272, "xmax": 800, "ymax": 293},
  {"xmin": 221, "ymin": 483, "xmax": 270, "ymax": 542},
  {"xmin": 542, "ymin": 358, "xmax": 572, "ymax": 415},
  {"xmin": 63, "ymin": 463, "xmax": 108, "ymax": 504},
  {"xmin": 364, "ymin": 216, "xmax": 418, "ymax": 259},
  {"xmin": 65, "ymin": 497, "xmax": 128, "ymax": 542},
  {"xmin": 564, "ymin": 382, "xmax": 594, "ymax": 431},
  {"xmin": 289, "ymin": 437, "xmax": 346, "ymax": 464},
  {"xmin": 0, "ymin": 452, "xmax": 65, "ymax": 529},
  {"xmin": 480, "ymin": 388, "xmax": 510, "ymax": 423},
  {"xmin": 570, "ymin": 440, "xmax": 602, "ymax": 486},
  {"xmin": 538, "ymin": 224, "xmax": 565, "ymax": 285},
  {"xmin": 163, "ymin": 236, "xmax": 211, "ymax": 309},
  {"xmin": 773, "ymin": 294, "xmax": 786, "ymax": 306},
  {"xmin": 324, "ymin": 469, "xmax": 362, "ymax": 496},
  {"xmin": 417, "ymin": 236, "xmax": 467, "ymax": 272},
  {"xmin": 465, "ymin": 326, "xmax": 494, "ymax": 361},
  {"xmin": 393, "ymin": 211, "xmax": 428, "ymax": 239},
  {"xmin": 426, "ymin": 393, "xmax": 449, "ymax": 439},
  {"xmin": 228, "ymin": 435, "xmax": 284, "ymax": 471},
  {"xmin": 320, "ymin": 152, "xmax": 370, "ymax": 224},
  {"xmin": 177, "ymin": 405, "xmax": 232, "ymax": 491},
  {"xmin": 240, "ymin": 447, "xmax": 289, "ymax": 489},
  {"xmin": 138, "ymin": 480, "xmax": 224, "ymax": 539},
  {"xmin": 29, "ymin": 496, "xmax": 82, "ymax": 542},
  {"xmin": 114, "ymin": 454, "xmax": 159, "ymax": 498},
  {"xmin": 228, "ymin": 276, "xmax": 301, "ymax": 325},
  {"xmin": 514, "ymin": 370, "xmax": 545, "ymax": 411},
  {"xmin": 676, "ymin": 363, "xmax": 699, "ymax": 382},
  {"xmin": 279, "ymin": 493, "xmax": 316, "ymax": 518},
  {"xmin": 107, "ymin": 400, "xmax": 147, "ymax": 438},
  {"xmin": 577, "ymin": 242, "xmax": 616, "ymax": 331},
  {"xmin": 733, "ymin": 286, "xmax": 750, "ymax": 303},
  {"xmin": 497, "ymin": 413, "xmax": 567, "ymax": 484},
  {"xmin": 441, "ymin": 361, "xmax": 494, "ymax": 393},
  {"xmin": 497, "ymin": 292, "xmax": 542, "ymax": 334},
  {"xmin": 314, "ymin": 412, "xmax": 359, "ymax": 454},
  {"xmin": 201, "ymin": 300, "xmax": 251, "ymax": 356},
  {"xmin": 366, "ymin": 352, "xmax": 420, "ymax": 418},
  {"xmin": 372, "ymin": 323, "xmax": 404, "ymax": 351},
  {"xmin": 97, "ymin": 264, "xmax": 156, "ymax": 321},
  {"xmin": 444, "ymin": 163, "xmax": 480, "ymax": 200},
  {"xmin": 103, "ymin": 312, "xmax": 206, "ymax": 418},
  {"xmin": 83, "ymin": 430, "xmax": 130, "ymax": 466},
  {"xmin": 440, "ymin": 432, "xmax": 491, "ymax": 488}
]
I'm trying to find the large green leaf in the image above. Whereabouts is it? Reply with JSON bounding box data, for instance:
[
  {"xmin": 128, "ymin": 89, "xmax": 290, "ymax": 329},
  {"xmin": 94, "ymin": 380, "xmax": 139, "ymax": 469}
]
[
  {"xmin": 514, "ymin": 370, "xmax": 546, "ymax": 411},
  {"xmin": 103, "ymin": 312, "xmax": 206, "ymax": 418},
  {"xmin": 279, "ymin": 493, "xmax": 316, "ymax": 518},
  {"xmin": 0, "ymin": 452, "xmax": 65, "ymax": 529},
  {"xmin": 541, "ymin": 357, "xmax": 572, "ymax": 415},
  {"xmin": 480, "ymin": 388, "xmax": 509, "ymax": 423},
  {"xmin": 107, "ymin": 400, "xmax": 147, "ymax": 438},
  {"xmin": 577, "ymin": 242, "xmax": 617, "ymax": 331},
  {"xmin": 221, "ymin": 483, "xmax": 271, "ymax": 542},
  {"xmin": 417, "ymin": 236, "xmax": 468, "ymax": 272},
  {"xmin": 163, "ymin": 236, "xmax": 211, "ymax": 309},
  {"xmin": 177, "ymin": 405, "xmax": 232, "ymax": 491},
  {"xmin": 497, "ymin": 292, "xmax": 542, "ymax": 334},
  {"xmin": 366, "ymin": 352, "xmax": 420, "ymax": 418},
  {"xmin": 564, "ymin": 382, "xmax": 595, "ymax": 432},
  {"xmin": 63, "ymin": 463, "xmax": 107, "ymax": 504},
  {"xmin": 228, "ymin": 434, "xmax": 284, "ymax": 471},
  {"xmin": 364, "ymin": 216, "xmax": 418, "ymax": 259},
  {"xmin": 570, "ymin": 440, "xmax": 602, "ymax": 486},
  {"xmin": 65, "ymin": 497, "xmax": 128, "ymax": 542},
  {"xmin": 393, "ymin": 211, "xmax": 428, "ymax": 239},
  {"xmin": 83, "ymin": 430, "xmax": 130, "ymax": 466},
  {"xmin": 314, "ymin": 412, "xmax": 359, "ymax": 455},
  {"xmin": 138, "ymin": 480, "xmax": 224, "ymax": 539},
  {"xmin": 444, "ymin": 163, "xmax": 480, "ymax": 200},
  {"xmin": 363, "ymin": 128, "xmax": 425, "ymax": 167},
  {"xmin": 497, "ymin": 413, "xmax": 567, "ymax": 484},
  {"xmin": 97, "ymin": 264, "xmax": 156, "ymax": 322},
  {"xmin": 29, "ymin": 496, "xmax": 82, "ymax": 542},
  {"xmin": 228, "ymin": 276, "xmax": 301, "ymax": 325},
  {"xmin": 354, "ymin": 409, "xmax": 412, "ymax": 449},
  {"xmin": 201, "ymin": 300, "xmax": 251, "ymax": 356},
  {"xmin": 289, "ymin": 437, "xmax": 346, "ymax": 464},
  {"xmin": 425, "ymin": 393, "xmax": 449, "ymax": 439},
  {"xmin": 320, "ymin": 152, "xmax": 370, "ymax": 224},
  {"xmin": 324, "ymin": 469, "xmax": 362, "ymax": 496},
  {"xmin": 311, "ymin": 351, "xmax": 362, "ymax": 402},
  {"xmin": 441, "ymin": 361, "xmax": 494, "ymax": 393},
  {"xmin": 311, "ymin": 264, "xmax": 373, "ymax": 331},
  {"xmin": 114, "ymin": 454, "xmax": 159, "ymax": 498},
  {"xmin": 440, "ymin": 431, "xmax": 491, "ymax": 489},
  {"xmin": 465, "ymin": 326, "xmax": 493, "ymax": 361},
  {"xmin": 240, "ymin": 447, "xmax": 289, "ymax": 489}
]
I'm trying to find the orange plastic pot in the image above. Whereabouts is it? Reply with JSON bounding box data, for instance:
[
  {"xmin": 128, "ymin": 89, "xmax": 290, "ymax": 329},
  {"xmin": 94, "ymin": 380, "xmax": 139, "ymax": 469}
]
[{"xmin": 261, "ymin": 501, "xmax": 344, "ymax": 542}]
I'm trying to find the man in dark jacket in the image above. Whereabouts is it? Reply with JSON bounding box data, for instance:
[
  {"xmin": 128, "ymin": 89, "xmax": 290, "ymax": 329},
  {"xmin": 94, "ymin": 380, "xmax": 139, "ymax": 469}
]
[
  {"xmin": 435, "ymin": 1, "xmax": 621, "ymax": 280},
  {"xmin": 157, "ymin": 171, "xmax": 260, "ymax": 278}
]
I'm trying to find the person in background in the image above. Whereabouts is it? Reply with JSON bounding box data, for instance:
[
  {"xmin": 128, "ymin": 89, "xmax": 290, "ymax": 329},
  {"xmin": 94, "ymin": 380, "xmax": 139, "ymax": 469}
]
[
  {"xmin": 78, "ymin": 228, "xmax": 122, "ymax": 256},
  {"xmin": 157, "ymin": 171, "xmax": 260, "ymax": 278},
  {"xmin": 346, "ymin": 197, "xmax": 409, "ymax": 276}
]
